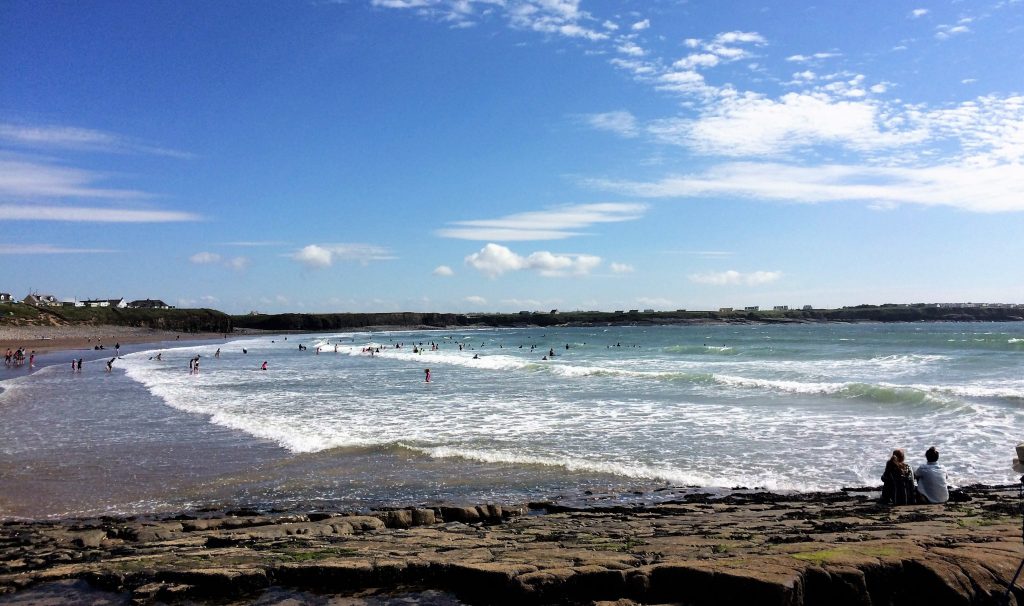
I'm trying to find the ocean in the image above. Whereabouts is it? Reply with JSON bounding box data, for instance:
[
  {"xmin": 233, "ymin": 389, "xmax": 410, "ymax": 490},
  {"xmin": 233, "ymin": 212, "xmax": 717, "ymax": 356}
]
[{"xmin": 1, "ymin": 322, "xmax": 1021, "ymax": 519}]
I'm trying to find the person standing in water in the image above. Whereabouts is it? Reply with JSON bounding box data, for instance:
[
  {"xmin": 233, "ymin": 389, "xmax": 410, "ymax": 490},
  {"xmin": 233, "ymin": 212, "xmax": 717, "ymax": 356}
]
[
  {"xmin": 425, "ymin": 368, "xmax": 431, "ymax": 382},
  {"xmin": 261, "ymin": 361, "xmax": 268, "ymax": 371}
]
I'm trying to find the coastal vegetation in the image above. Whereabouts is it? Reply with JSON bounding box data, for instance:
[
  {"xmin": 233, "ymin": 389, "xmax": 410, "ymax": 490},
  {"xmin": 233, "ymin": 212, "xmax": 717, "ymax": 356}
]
[
  {"xmin": 0, "ymin": 304, "xmax": 233, "ymax": 333},
  {"xmin": 3, "ymin": 302, "xmax": 1022, "ymax": 333}
]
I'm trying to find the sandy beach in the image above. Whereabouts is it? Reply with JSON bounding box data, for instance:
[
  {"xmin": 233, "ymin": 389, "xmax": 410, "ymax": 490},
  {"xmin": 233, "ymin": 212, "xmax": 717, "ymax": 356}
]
[{"xmin": 0, "ymin": 325, "xmax": 252, "ymax": 355}]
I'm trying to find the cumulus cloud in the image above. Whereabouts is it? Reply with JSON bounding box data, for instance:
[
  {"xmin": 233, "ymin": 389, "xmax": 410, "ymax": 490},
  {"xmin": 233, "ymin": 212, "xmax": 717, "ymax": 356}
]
[
  {"xmin": 438, "ymin": 202, "xmax": 646, "ymax": 241},
  {"xmin": 464, "ymin": 243, "xmax": 601, "ymax": 277},
  {"xmin": 610, "ymin": 262, "xmax": 634, "ymax": 273},
  {"xmin": 290, "ymin": 243, "xmax": 396, "ymax": 268},
  {"xmin": 432, "ymin": 265, "xmax": 455, "ymax": 276},
  {"xmin": 631, "ymin": 18, "xmax": 650, "ymax": 31},
  {"xmin": 689, "ymin": 270, "xmax": 782, "ymax": 286},
  {"xmin": 910, "ymin": 8, "xmax": 929, "ymax": 18}
]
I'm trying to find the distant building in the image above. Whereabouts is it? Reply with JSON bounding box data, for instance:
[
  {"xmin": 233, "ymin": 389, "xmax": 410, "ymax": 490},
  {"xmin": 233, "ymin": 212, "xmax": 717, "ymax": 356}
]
[
  {"xmin": 62, "ymin": 299, "xmax": 85, "ymax": 307},
  {"xmin": 81, "ymin": 298, "xmax": 128, "ymax": 308},
  {"xmin": 128, "ymin": 299, "xmax": 173, "ymax": 309},
  {"xmin": 550, "ymin": 309, "xmax": 559, "ymax": 315},
  {"xmin": 628, "ymin": 309, "xmax": 639, "ymax": 314},
  {"xmin": 802, "ymin": 305, "xmax": 813, "ymax": 310},
  {"xmin": 773, "ymin": 305, "xmax": 789, "ymax": 311},
  {"xmin": 0, "ymin": 293, "xmax": 12, "ymax": 303},
  {"xmin": 613, "ymin": 310, "xmax": 624, "ymax": 314},
  {"xmin": 744, "ymin": 306, "xmax": 759, "ymax": 312},
  {"xmin": 24, "ymin": 294, "xmax": 61, "ymax": 307},
  {"xmin": 518, "ymin": 310, "xmax": 531, "ymax": 315},
  {"xmin": 643, "ymin": 309, "xmax": 655, "ymax": 313},
  {"xmin": 719, "ymin": 307, "xmax": 733, "ymax": 313}
]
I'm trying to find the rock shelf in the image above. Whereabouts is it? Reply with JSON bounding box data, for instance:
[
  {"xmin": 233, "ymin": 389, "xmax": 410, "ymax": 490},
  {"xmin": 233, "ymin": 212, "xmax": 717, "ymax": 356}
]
[{"xmin": 1, "ymin": 486, "xmax": 1022, "ymax": 605}]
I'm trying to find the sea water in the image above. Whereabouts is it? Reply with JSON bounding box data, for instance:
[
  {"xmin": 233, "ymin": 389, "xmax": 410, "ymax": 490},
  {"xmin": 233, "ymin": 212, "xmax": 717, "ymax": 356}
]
[{"xmin": 1, "ymin": 323, "xmax": 1022, "ymax": 518}]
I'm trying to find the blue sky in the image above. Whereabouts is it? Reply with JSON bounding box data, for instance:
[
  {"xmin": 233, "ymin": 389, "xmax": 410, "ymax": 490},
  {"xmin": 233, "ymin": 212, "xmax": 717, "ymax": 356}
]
[{"xmin": 2, "ymin": 0, "xmax": 1023, "ymax": 313}]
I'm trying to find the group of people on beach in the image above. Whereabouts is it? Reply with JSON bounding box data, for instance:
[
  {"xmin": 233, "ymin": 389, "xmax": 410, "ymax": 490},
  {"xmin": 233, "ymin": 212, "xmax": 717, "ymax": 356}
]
[
  {"xmin": 879, "ymin": 446, "xmax": 949, "ymax": 505},
  {"xmin": 4, "ymin": 348, "xmax": 34, "ymax": 368}
]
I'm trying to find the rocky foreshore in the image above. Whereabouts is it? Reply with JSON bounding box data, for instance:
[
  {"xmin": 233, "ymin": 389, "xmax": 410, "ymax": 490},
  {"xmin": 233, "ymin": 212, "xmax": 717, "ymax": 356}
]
[{"xmin": 2, "ymin": 485, "xmax": 1022, "ymax": 605}]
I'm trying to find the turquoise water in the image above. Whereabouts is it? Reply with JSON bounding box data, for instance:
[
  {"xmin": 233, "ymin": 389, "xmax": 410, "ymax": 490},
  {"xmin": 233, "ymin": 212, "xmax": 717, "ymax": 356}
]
[{"xmin": 1, "ymin": 323, "xmax": 1022, "ymax": 517}]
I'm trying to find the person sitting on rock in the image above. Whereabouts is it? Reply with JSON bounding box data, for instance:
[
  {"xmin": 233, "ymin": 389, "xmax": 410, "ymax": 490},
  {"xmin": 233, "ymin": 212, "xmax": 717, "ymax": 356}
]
[
  {"xmin": 880, "ymin": 448, "xmax": 915, "ymax": 505},
  {"xmin": 914, "ymin": 446, "xmax": 949, "ymax": 504}
]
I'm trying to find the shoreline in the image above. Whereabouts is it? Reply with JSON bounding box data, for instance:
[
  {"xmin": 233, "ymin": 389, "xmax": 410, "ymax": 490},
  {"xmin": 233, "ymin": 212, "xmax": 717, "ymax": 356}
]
[
  {"xmin": 1, "ymin": 485, "xmax": 1020, "ymax": 605},
  {"xmin": 0, "ymin": 326, "xmax": 271, "ymax": 356}
]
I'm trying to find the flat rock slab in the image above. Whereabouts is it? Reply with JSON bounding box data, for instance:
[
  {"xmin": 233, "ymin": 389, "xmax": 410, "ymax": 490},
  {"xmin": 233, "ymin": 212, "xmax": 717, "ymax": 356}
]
[{"xmin": 1, "ymin": 487, "xmax": 1021, "ymax": 605}]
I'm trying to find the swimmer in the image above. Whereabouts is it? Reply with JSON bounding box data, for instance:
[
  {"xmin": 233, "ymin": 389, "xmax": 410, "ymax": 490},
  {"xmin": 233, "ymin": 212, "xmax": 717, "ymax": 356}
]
[{"xmin": 261, "ymin": 361, "xmax": 268, "ymax": 371}]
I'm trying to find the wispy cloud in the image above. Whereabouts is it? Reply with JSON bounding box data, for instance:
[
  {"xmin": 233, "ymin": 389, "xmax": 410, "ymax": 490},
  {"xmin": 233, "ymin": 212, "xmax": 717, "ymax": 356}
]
[
  {"xmin": 0, "ymin": 123, "xmax": 191, "ymax": 158},
  {"xmin": 0, "ymin": 159, "xmax": 153, "ymax": 200},
  {"xmin": 464, "ymin": 295, "xmax": 487, "ymax": 306},
  {"xmin": 689, "ymin": 270, "xmax": 782, "ymax": 286},
  {"xmin": 437, "ymin": 202, "xmax": 647, "ymax": 241},
  {"xmin": 432, "ymin": 265, "xmax": 455, "ymax": 276},
  {"xmin": 290, "ymin": 243, "xmax": 396, "ymax": 268},
  {"xmin": 190, "ymin": 251, "xmax": 249, "ymax": 270},
  {"xmin": 910, "ymin": 8, "xmax": 929, "ymax": 18},
  {"xmin": 590, "ymin": 161, "xmax": 1024, "ymax": 213},
  {"xmin": 220, "ymin": 240, "xmax": 288, "ymax": 247},
  {"xmin": 0, "ymin": 204, "xmax": 199, "ymax": 222},
  {"xmin": 370, "ymin": 0, "xmax": 609, "ymax": 40},
  {"xmin": 465, "ymin": 243, "xmax": 601, "ymax": 277},
  {"xmin": 0, "ymin": 243, "xmax": 118, "ymax": 254},
  {"xmin": 578, "ymin": 110, "xmax": 638, "ymax": 137},
  {"xmin": 609, "ymin": 262, "xmax": 634, "ymax": 273}
]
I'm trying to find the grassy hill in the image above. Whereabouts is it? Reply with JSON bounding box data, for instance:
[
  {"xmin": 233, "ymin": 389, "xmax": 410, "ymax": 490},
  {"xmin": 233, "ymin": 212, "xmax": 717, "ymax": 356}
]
[{"xmin": 1, "ymin": 304, "xmax": 233, "ymax": 333}]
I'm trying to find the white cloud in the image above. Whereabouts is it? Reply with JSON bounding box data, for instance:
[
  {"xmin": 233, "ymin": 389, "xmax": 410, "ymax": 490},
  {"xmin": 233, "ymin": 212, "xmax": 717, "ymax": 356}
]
[
  {"xmin": 290, "ymin": 243, "xmax": 395, "ymax": 268},
  {"xmin": 464, "ymin": 243, "xmax": 602, "ymax": 277},
  {"xmin": 437, "ymin": 202, "xmax": 646, "ymax": 241},
  {"xmin": 0, "ymin": 123, "xmax": 191, "ymax": 158},
  {"xmin": 910, "ymin": 8, "xmax": 929, "ymax": 18},
  {"xmin": 935, "ymin": 23, "xmax": 971, "ymax": 40},
  {"xmin": 647, "ymin": 92, "xmax": 927, "ymax": 157},
  {"xmin": 0, "ymin": 204, "xmax": 199, "ymax": 222},
  {"xmin": 616, "ymin": 41, "xmax": 646, "ymax": 57},
  {"xmin": 602, "ymin": 20, "xmax": 618, "ymax": 30},
  {"xmin": 610, "ymin": 262, "xmax": 634, "ymax": 273},
  {"xmin": 432, "ymin": 264, "xmax": 455, "ymax": 276},
  {"xmin": 0, "ymin": 243, "xmax": 117, "ymax": 254},
  {"xmin": 190, "ymin": 252, "xmax": 222, "ymax": 264},
  {"xmin": 786, "ymin": 52, "xmax": 840, "ymax": 62},
  {"xmin": 581, "ymin": 110, "xmax": 638, "ymax": 137},
  {"xmin": 225, "ymin": 256, "xmax": 251, "ymax": 271},
  {"xmin": 689, "ymin": 270, "xmax": 782, "ymax": 286},
  {"xmin": 464, "ymin": 295, "xmax": 487, "ymax": 306},
  {"xmin": 590, "ymin": 161, "xmax": 1024, "ymax": 213},
  {"xmin": 672, "ymin": 53, "xmax": 720, "ymax": 70},
  {"xmin": 630, "ymin": 18, "xmax": 649, "ymax": 31},
  {"xmin": 292, "ymin": 245, "xmax": 334, "ymax": 268},
  {"xmin": 0, "ymin": 159, "xmax": 152, "ymax": 200}
]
